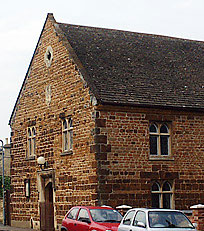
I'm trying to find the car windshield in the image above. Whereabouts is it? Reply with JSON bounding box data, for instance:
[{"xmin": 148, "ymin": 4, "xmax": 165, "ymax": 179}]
[
  {"xmin": 148, "ymin": 211, "xmax": 195, "ymax": 228},
  {"xmin": 90, "ymin": 209, "xmax": 122, "ymax": 223}
]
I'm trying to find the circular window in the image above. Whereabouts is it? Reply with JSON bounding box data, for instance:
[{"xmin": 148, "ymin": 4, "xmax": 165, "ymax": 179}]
[{"xmin": 44, "ymin": 46, "xmax": 53, "ymax": 67}]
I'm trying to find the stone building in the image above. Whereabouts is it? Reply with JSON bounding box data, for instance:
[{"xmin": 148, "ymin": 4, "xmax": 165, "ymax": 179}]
[
  {"xmin": 0, "ymin": 139, "xmax": 11, "ymax": 224},
  {"xmin": 0, "ymin": 139, "xmax": 11, "ymax": 177},
  {"xmin": 9, "ymin": 13, "xmax": 204, "ymax": 230}
]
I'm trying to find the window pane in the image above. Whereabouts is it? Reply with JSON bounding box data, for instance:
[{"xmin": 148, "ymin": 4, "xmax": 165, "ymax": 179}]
[
  {"xmin": 78, "ymin": 209, "xmax": 90, "ymax": 221},
  {"xmin": 161, "ymin": 135, "xmax": 169, "ymax": 155},
  {"xmin": 63, "ymin": 120, "xmax": 67, "ymax": 129},
  {"xmin": 160, "ymin": 124, "xmax": 168, "ymax": 133},
  {"xmin": 33, "ymin": 137, "xmax": 36, "ymax": 155},
  {"xmin": 133, "ymin": 211, "xmax": 146, "ymax": 226},
  {"xmin": 28, "ymin": 128, "xmax": 32, "ymax": 137},
  {"xmin": 151, "ymin": 193, "xmax": 160, "ymax": 208},
  {"xmin": 149, "ymin": 211, "xmax": 193, "ymax": 228},
  {"xmin": 163, "ymin": 193, "xmax": 172, "ymax": 209},
  {"xmin": 163, "ymin": 182, "xmax": 171, "ymax": 191},
  {"xmin": 150, "ymin": 124, "xmax": 157, "ymax": 133},
  {"xmin": 123, "ymin": 210, "xmax": 135, "ymax": 225},
  {"xmin": 32, "ymin": 127, "xmax": 36, "ymax": 136},
  {"xmin": 69, "ymin": 130, "xmax": 73, "ymax": 150},
  {"xmin": 90, "ymin": 209, "xmax": 122, "ymax": 222},
  {"xmin": 64, "ymin": 132, "xmax": 68, "ymax": 151},
  {"xmin": 67, "ymin": 208, "xmax": 79, "ymax": 219},
  {"xmin": 150, "ymin": 135, "xmax": 158, "ymax": 155},
  {"xmin": 69, "ymin": 118, "xmax": 73, "ymax": 128},
  {"xmin": 152, "ymin": 182, "xmax": 160, "ymax": 192},
  {"xmin": 28, "ymin": 139, "xmax": 32, "ymax": 156}
]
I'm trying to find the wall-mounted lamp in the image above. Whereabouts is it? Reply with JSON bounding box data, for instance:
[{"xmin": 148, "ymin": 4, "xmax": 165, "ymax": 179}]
[{"xmin": 37, "ymin": 156, "xmax": 48, "ymax": 170}]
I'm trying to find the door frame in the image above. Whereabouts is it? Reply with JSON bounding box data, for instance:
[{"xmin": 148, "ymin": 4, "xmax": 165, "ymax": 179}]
[{"xmin": 37, "ymin": 169, "xmax": 56, "ymax": 230}]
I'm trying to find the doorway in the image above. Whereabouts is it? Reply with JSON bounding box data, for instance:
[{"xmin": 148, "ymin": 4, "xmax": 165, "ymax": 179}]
[{"xmin": 38, "ymin": 172, "xmax": 55, "ymax": 231}]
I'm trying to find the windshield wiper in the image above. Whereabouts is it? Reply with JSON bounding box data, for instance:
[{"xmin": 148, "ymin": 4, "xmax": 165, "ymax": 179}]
[
  {"xmin": 103, "ymin": 219, "xmax": 120, "ymax": 223},
  {"xmin": 95, "ymin": 220, "xmax": 105, "ymax": 222}
]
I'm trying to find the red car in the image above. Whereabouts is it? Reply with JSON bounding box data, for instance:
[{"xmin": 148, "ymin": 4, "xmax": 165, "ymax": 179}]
[{"xmin": 61, "ymin": 206, "xmax": 123, "ymax": 231}]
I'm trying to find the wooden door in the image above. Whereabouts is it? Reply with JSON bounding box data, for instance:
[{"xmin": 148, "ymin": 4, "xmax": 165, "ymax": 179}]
[{"xmin": 40, "ymin": 182, "xmax": 54, "ymax": 231}]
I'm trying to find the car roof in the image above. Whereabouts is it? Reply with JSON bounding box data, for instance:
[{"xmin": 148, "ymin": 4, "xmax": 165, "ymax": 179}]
[
  {"xmin": 71, "ymin": 205, "xmax": 114, "ymax": 210},
  {"xmin": 128, "ymin": 208, "xmax": 183, "ymax": 213}
]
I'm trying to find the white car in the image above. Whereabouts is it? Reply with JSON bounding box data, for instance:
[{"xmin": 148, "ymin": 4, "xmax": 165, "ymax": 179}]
[{"xmin": 118, "ymin": 208, "xmax": 197, "ymax": 231}]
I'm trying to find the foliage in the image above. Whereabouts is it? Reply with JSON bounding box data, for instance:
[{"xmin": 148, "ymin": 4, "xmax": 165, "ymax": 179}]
[{"xmin": 0, "ymin": 176, "xmax": 10, "ymax": 198}]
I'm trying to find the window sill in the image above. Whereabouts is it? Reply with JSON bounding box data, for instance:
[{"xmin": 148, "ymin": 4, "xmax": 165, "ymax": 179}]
[
  {"xmin": 60, "ymin": 150, "xmax": 73, "ymax": 156},
  {"xmin": 149, "ymin": 155, "xmax": 174, "ymax": 161},
  {"xmin": 26, "ymin": 156, "xmax": 36, "ymax": 161}
]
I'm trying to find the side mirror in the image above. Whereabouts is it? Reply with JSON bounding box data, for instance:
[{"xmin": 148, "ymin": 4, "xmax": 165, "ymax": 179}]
[{"xmin": 137, "ymin": 221, "xmax": 146, "ymax": 228}]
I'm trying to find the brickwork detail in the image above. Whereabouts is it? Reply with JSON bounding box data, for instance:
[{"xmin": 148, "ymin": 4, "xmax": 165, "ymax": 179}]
[{"xmin": 190, "ymin": 205, "xmax": 204, "ymax": 231}]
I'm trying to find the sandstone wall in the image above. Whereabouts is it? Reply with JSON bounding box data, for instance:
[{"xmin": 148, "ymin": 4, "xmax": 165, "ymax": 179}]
[
  {"xmin": 94, "ymin": 106, "xmax": 204, "ymax": 210},
  {"xmin": 10, "ymin": 15, "xmax": 97, "ymax": 228}
]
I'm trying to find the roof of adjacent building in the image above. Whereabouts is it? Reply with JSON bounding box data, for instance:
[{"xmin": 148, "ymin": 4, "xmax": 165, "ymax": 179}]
[{"xmin": 57, "ymin": 21, "xmax": 204, "ymax": 110}]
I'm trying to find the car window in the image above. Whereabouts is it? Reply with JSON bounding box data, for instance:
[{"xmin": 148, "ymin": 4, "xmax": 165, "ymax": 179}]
[
  {"xmin": 77, "ymin": 209, "xmax": 90, "ymax": 222},
  {"xmin": 133, "ymin": 211, "xmax": 146, "ymax": 227},
  {"xmin": 148, "ymin": 211, "xmax": 194, "ymax": 228},
  {"xmin": 67, "ymin": 208, "xmax": 79, "ymax": 220},
  {"xmin": 90, "ymin": 209, "xmax": 122, "ymax": 223},
  {"xmin": 123, "ymin": 210, "xmax": 135, "ymax": 225}
]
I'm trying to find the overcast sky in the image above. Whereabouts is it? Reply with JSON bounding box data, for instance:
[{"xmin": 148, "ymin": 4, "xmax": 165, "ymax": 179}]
[{"xmin": 0, "ymin": 0, "xmax": 204, "ymax": 142}]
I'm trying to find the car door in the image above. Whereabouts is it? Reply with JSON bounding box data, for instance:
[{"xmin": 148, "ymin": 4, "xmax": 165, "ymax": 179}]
[
  {"xmin": 75, "ymin": 208, "xmax": 91, "ymax": 231},
  {"xmin": 63, "ymin": 208, "xmax": 79, "ymax": 231},
  {"xmin": 118, "ymin": 210, "xmax": 136, "ymax": 231}
]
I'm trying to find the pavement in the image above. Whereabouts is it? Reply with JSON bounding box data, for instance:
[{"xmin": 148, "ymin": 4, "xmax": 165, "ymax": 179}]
[{"xmin": 0, "ymin": 223, "xmax": 35, "ymax": 231}]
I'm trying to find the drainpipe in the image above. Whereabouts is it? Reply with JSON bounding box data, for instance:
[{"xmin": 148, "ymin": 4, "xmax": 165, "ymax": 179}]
[{"xmin": 0, "ymin": 139, "xmax": 5, "ymax": 225}]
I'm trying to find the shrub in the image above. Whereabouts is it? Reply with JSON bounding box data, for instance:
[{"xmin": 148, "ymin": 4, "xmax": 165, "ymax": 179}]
[{"xmin": 0, "ymin": 176, "xmax": 10, "ymax": 198}]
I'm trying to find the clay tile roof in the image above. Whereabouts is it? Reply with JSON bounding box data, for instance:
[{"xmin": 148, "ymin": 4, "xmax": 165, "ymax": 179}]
[{"xmin": 58, "ymin": 22, "xmax": 204, "ymax": 110}]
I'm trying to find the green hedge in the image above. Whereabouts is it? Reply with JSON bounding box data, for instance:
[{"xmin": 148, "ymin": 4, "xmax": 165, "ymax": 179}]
[{"xmin": 0, "ymin": 176, "xmax": 10, "ymax": 198}]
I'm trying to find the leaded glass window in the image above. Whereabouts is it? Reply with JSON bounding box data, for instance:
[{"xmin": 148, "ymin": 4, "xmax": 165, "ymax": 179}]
[
  {"xmin": 62, "ymin": 118, "xmax": 73, "ymax": 152},
  {"xmin": 27, "ymin": 126, "xmax": 36, "ymax": 157},
  {"xmin": 149, "ymin": 123, "xmax": 170, "ymax": 156}
]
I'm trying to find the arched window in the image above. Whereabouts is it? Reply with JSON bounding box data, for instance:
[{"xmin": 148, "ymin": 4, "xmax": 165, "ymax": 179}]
[
  {"xmin": 62, "ymin": 117, "xmax": 73, "ymax": 152},
  {"xmin": 27, "ymin": 126, "xmax": 36, "ymax": 157},
  {"xmin": 149, "ymin": 123, "xmax": 170, "ymax": 156},
  {"xmin": 151, "ymin": 181, "xmax": 173, "ymax": 209}
]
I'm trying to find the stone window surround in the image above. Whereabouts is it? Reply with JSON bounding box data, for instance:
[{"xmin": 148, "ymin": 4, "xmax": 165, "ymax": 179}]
[
  {"xmin": 151, "ymin": 180, "xmax": 174, "ymax": 209},
  {"xmin": 61, "ymin": 117, "xmax": 73, "ymax": 155},
  {"xmin": 44, "ymin": 46, "xmax": 53, "ymax": 68},
  {"xmin": 27, "ymin": 126, "xmax": 36, "ymax": 159},
  {"xmin": 149, "ymin": 121, "xmax": 173, "ymax": 160}
]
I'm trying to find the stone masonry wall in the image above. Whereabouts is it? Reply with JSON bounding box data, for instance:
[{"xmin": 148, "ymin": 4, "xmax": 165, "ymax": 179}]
[
  {"xmin": 190, "ymin": 204, "xmax": 204, "ymax": 231},
  {"xmin": 0, "ymin": 144, "xmax": 11, "ymax": 177},
  {"xmin": 10, "ymin": 15, "xmax": 97, "ymax": 228},
  {"xmin": 94, "ymin": 106, "xmax": 204, "ymax": 210}
]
